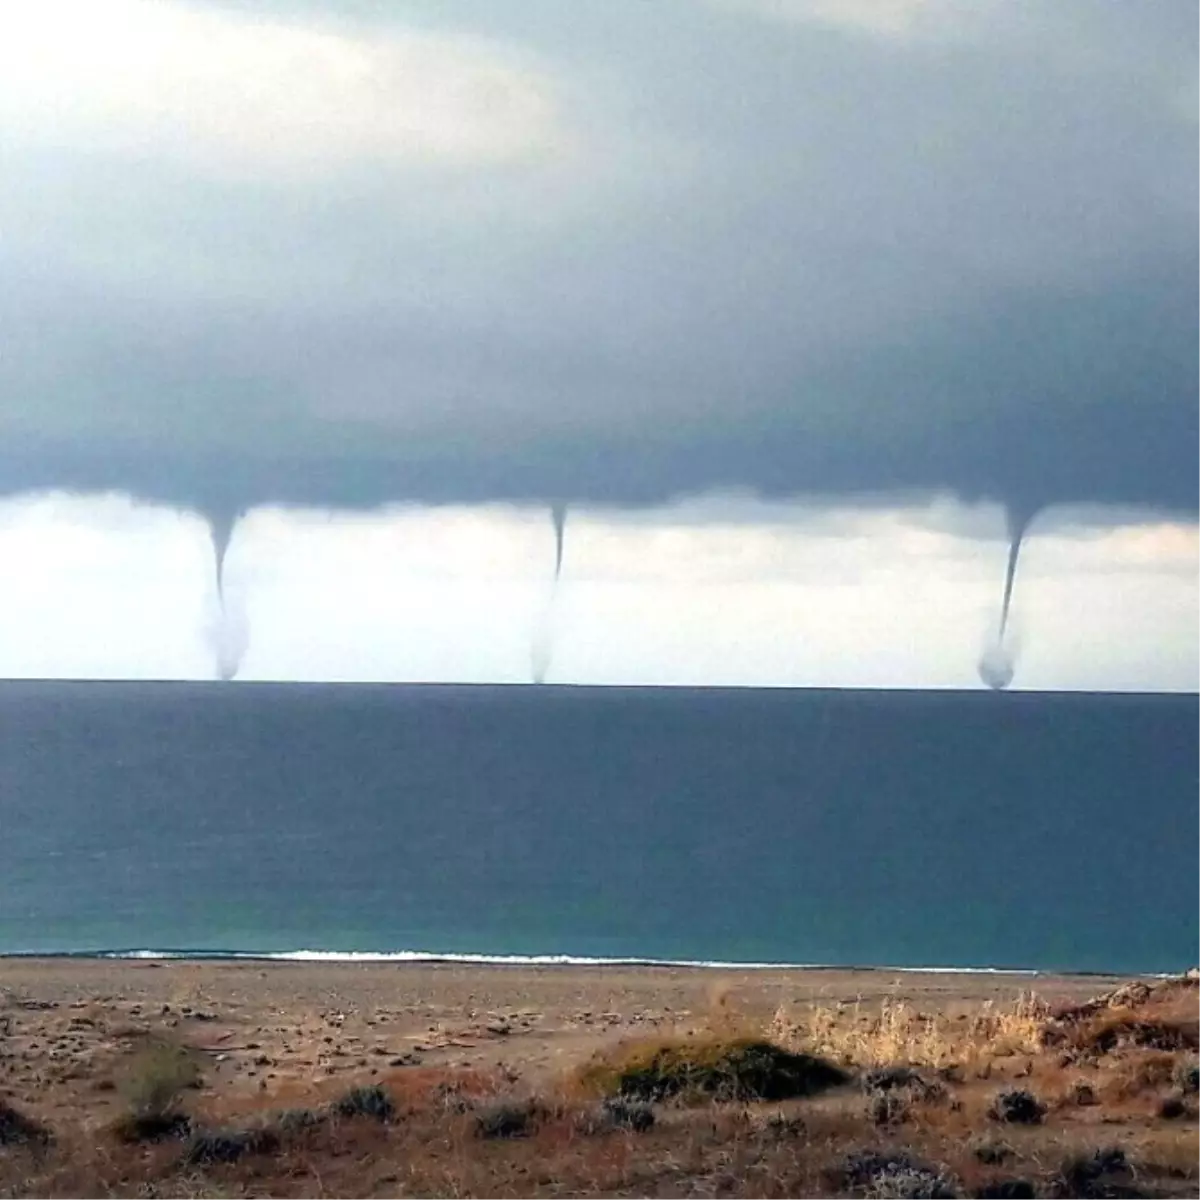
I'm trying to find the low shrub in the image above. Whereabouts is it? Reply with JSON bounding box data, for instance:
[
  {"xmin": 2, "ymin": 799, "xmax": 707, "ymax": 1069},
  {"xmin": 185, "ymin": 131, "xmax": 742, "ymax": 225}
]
[
  {"xmin": 184, "ymin": 1126, "xmax": 279, "ymax": 1166},
  {"xmin": 1104, "ymin": 1050, "xmax": 1183, "ymax": 1099},
  {"xmin": 473, "ymin": 1098, "xmax": 545, "ymax": 1140},
  {"xmin": 974, "ymin": 1180, "xmax": 1035, "ymax": 1199},
  {"xmin": 1175, "ymin": 1056, "xmax": 1199, "ymax": 1094},
  {"xmin": 601, "ymin": 1096, "xmax": 655, "ymax": 1132},
  {"xmin": 839, "ymin": 1150, "xmax": 959, "ymax": 1199},
  {"xmin": 863, "ymin": 1066, "xmax": 946, "ymax": 1101},
  {"xmin": 870, "ymin": 1092, "xmax": 910, "ymax": 1126},
  {"xmin": 1052, "ymin": 1148, "xmax": 1140, "ymax": 1199},
  {"xmin": 1060, "ymin": 1142, "xmax": 1123, "ymax": 1190},
  {"xmin": 865, "ymin": 1167, "xmax": 959, "ymax": 1199},
  {"xmin": 271, "ymin": 1107, "xmax": 328, "ymax": 1134},
  {"xmin": 581, "ymin": 1035, "xmax": 849, "ymax": 1102},
  {"xmin": 574, "ymin": 1096, "xmax": 656, "ymax": 1137},
  {"xmin": 109, "ymin": 1112, "xmax": 192, "ymax": 1144},
  {"xmin": 972, "ymin": 1140, "xmax": 1014, "ymax": 1166},
  {"xmin": 0, "ymin": 1100, "xmax": 51, "ymax": 1147},
  {"xmin": 116, "ymin": 1036, "xmax": 201, "ymax": 1126},
  {"xmin": 758, "ymin": 1111, "xmax": 806, "ymax": 1139},
  {"xmin": 1066, "ymin": 1010, "xmax": 1198, "ymax": 1055},
  {"xmin": 988, "ymin": 1090, "xmax": 1046, "ymax": 1125},
  {"xmin": 329, "ymin": 1084, "xmax": 394, "ymax": 1122}
]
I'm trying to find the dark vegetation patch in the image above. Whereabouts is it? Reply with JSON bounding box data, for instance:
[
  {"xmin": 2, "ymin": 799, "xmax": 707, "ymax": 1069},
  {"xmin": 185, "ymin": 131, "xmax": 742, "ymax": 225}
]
[
  {"xmin": 974, "ymin": 1180, "xmax": 1035, "ymax": 1199},
  {"xmin": 473, "ymin": 1098, "xmax": 547, "ymax": 1140},
  {"xmin": 1045, "ymin": 977, "xmax": 1195, "ymax": 1030},
  {"xmin": 581, "ymin": 1035, "xmax": 849, "ymax": 1102},
  {"xmin": 1175, "ymin": 1056, "xmax": 1199, "ymax": 1094},
  {"xmin": 0, "ymin": 1099, "xmax": 51, "ymax": 1147},
  {"xmin": 1074, "ymin": 1012, "xmax": 1199, "ymax": 1055},
  {"xmin": 329, "ymin": 1084, "xmax": 395, "ymax": 1122},
  {"xmin": 870, "ymin": 1092, "xmax": 912, "ymax": 1126},
  {"xmin": 109, "ymin": 1111, "xmax": 192, "ymax": 1143},
  {"xmin": 864, "ymin": 1067, "xmax": 947, "ymax": 1103},
  {"xmin": 593, "ymin": 1096, "xmax": 655, "ymax": 1133},
  {"xmin": 1042, "ymin": 975, "xmax": 1199, "ymax": 1060},
  {"xmin": 271, "ymin": 1106, "xmax": 329, "ymax": 1134},
  {"xmin": 836, "ymin": 1150, "xmax": 959, "ymax": 1198},
  {"xmin": 183, "ymin": 1126, "xmax": 280, "ymax": 1166},
  {"xmin": 988, "ymin": 1090, "xmax": 1046, "ymax": 1125},
  {"xmin": 972, "ymin": 1139, "xmax": 1014, "ymax": 1165},
  {"xmin": 1050, "ymin": 1148, "xmax": 1143, "ymax": 1199}
]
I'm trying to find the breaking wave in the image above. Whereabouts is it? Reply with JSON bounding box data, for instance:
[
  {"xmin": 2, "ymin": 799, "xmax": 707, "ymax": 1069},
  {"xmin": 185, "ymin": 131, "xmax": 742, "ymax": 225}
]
[{"xmin": 2, "ymin": 947, "xmax": 1080, "ymax": 975}]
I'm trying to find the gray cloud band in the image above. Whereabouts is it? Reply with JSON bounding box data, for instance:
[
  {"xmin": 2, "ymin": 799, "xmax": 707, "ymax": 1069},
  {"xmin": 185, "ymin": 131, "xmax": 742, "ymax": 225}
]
[
  {"xmin": 0, "ymin": 0, "xmax": 1194, "ymax": 683},
  {"xmin": 1, "ymin": 265, "xmax": 1193, "ymax": 518}
]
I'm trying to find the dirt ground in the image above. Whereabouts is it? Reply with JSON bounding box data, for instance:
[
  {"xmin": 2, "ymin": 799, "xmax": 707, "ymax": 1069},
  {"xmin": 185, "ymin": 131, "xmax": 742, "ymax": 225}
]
[
  {"xmin": 0, "ymin": 960, "xmax": 1121, "ymax": 1124},
  {"xmin": 0, "ymin": 961, "xmax": 1194, "ymax": 1198}
]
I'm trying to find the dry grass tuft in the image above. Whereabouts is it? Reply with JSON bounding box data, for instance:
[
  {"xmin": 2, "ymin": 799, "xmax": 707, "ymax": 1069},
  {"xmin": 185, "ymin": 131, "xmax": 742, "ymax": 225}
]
[
  {"xmin": 328, "ymin": 1083, "xmax": 395, "ymax": 1122},
  {"xmin": 1100, "ymin": 1049, "xmax": 1182, "ymax": 1101},
  {"xmin": 770, "ymin": 992, "xmax": 1048, "ymax": 1071},
  {"xmin": 116, "ymin": 1034, "xmax": 202, "ymax": 1120},
  {"xmin": 473, "ymin": 1097, "xmax": 549, "ymax": 1139}
]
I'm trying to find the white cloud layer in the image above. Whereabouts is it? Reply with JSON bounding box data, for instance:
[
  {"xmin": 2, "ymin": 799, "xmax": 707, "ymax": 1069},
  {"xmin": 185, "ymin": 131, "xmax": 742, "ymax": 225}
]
[
  {"xmin": 712, "ymin": 0, "xmax": 985, "ymax": 39},
  {"xmin": 0, "ymin": 495, "xmax": 1193, "ymax": 690},
  {"xmin": 0, "ymin": 1, "xmax": 563, "ymax": 176}
]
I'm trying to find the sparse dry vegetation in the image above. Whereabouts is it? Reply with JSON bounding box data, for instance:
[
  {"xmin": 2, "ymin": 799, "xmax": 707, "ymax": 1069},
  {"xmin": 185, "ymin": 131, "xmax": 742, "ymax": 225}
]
[
  {"xmin": 0, "ymin": 971, "xmax": 1195, "ymax": 1197},
  {"xmin": 108, "ymin": 1033, "xmax": 203, "ymax": 1142},
  {"xmin": 770, "ymin": 991, "xmax": 1048, "ymax": 1071}
]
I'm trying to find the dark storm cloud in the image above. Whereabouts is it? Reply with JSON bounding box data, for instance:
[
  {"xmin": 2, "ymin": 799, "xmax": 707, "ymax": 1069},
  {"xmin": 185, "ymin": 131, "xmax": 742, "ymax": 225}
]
[{"xmin": 0, "ymin": 0, "xmax": 1194, "ymax": 520}]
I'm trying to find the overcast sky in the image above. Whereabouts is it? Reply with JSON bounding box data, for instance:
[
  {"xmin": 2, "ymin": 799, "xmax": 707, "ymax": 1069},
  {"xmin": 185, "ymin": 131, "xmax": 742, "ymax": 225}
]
[{"xmin": 0, "ymin": 0, "xmax": 1195, "ymax": 687}]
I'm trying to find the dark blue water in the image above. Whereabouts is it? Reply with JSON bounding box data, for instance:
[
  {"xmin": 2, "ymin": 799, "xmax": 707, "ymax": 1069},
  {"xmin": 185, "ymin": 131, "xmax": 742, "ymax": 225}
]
[{"xmin": 0, "ymin": 682, "xmax": 1194, "ymax": 974}]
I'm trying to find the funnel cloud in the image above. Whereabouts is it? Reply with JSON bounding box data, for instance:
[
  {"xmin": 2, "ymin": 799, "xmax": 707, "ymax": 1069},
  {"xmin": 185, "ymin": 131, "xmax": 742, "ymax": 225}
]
[
  {"xmin": 978, "ymin": 507, "xmax": 1036, "ymax": 690},
  {"xmin": 532, "ymin": 503, "xmax": 569, "ymax": 684},
  {"xmin": 207, "ymin": 510, "xmax": 246, "ymax": 680}
]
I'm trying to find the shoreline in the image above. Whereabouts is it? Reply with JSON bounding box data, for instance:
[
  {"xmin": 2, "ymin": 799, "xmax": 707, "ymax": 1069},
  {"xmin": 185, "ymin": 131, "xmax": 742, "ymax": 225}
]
[{"xmin": 0, "ymin": 950, "xmax": 1172, "ymax": 978}]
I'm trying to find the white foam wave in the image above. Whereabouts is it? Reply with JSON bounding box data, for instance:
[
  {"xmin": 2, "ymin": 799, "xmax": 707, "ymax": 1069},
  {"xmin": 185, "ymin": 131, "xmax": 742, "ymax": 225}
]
[{"xmin": 85, "ymin": 948, "xmax": 1055, "ymax": 975}]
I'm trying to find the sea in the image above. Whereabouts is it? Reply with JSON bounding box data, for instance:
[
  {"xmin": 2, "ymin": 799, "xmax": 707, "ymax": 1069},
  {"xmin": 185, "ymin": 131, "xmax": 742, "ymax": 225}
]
[{"xmin": 0, "ymin": 682, "xmax": 1195, "ymax": 976}]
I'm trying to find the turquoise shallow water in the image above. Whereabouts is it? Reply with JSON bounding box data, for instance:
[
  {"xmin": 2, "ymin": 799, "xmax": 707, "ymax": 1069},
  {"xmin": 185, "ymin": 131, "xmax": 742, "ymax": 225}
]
[{"xmin": 0, "ymin": 682, "xmax": 1194, "ymax": 974}]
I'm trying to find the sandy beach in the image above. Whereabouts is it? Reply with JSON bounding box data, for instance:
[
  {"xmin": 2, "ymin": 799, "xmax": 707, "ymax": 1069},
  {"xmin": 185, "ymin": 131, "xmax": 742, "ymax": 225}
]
[
  {"xmin": 2, "ymin": 959, "xmax": 1195, "ymax": 1196},
  {"xmin": 0, "ymin": 959, "xmax": 1126, "ymax": 1127}
]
